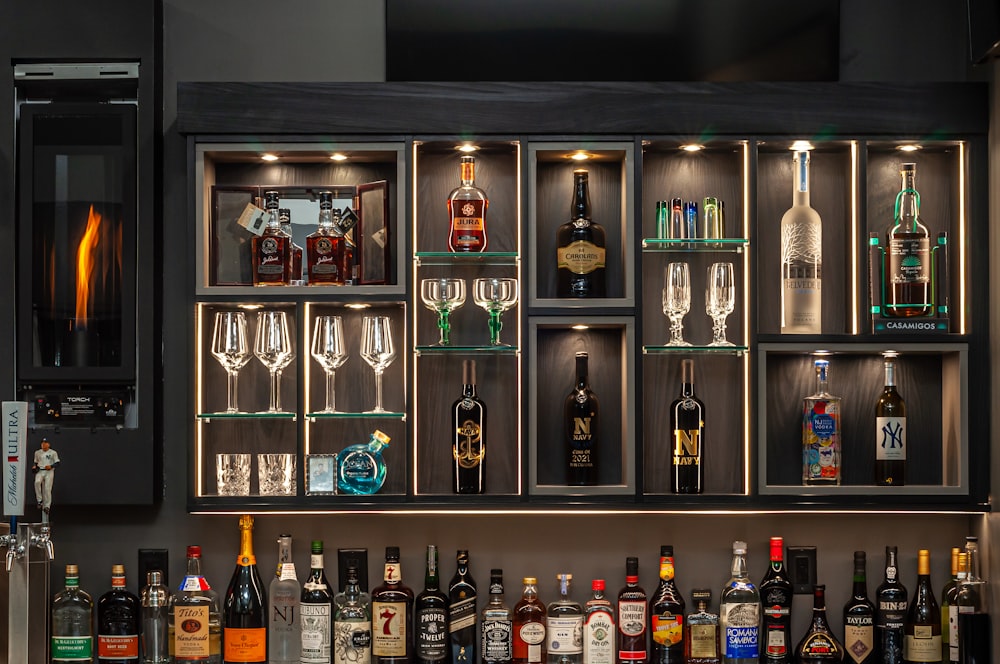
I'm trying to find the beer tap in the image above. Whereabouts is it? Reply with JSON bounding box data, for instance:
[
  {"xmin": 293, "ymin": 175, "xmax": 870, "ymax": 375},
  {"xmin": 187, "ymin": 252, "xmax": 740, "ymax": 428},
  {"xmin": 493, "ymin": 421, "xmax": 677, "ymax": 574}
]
[
  {"xmin": 31, "ymin": 524, "xmax": 54, "ymax": 560},
  {"xmin": 2, "ymin": 516, "xmax": 25, "ymax": 572}
]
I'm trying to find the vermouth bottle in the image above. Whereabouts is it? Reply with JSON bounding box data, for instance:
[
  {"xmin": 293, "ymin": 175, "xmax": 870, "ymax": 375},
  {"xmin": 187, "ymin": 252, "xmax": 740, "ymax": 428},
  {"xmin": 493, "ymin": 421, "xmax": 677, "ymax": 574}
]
[
  {"xmin": 513, "ymin": 577, "xmax": 547, "ymax": 664},
  {"xmin": 583, "ymin": 580, "xmax": 615, "ymax": 664},
  {"xmin": 547, "ymin": 574, "xmax": 583, "ymax": 664},
  {"xmin": 875, "ymin": 547, "xmax": 907, "ymax": 664},
  {"xmin": 556, "ymin": 169, "xmax": 607, "ymax": 298},
  {"xmin": 52, "ymin": 564, "xmax": 94, "ymax": 663},
  {"xmin": 269, "ymin": 534, "xmax": 301, "ymax": 664},
  {"xmin": 415, "ymin": 545, "xmax": 449, "ymax": 664},
  {"xmin": 453, "ymin": 359, "xmax": 486, "ymax": 494},
  {"xmin": 802, "ymin": 359, "xmax": 842, "ymax": 486},
  {"xmin": 279, "ymin": 208, "xmax": 304, "ymax": 284},
  {"xmin": 372, "ymin": 546, "xmax": 414, "ymax": 664},
  {"xmin": 97, "ymin": 564, "xmax": 142, "ymax": 664},
  {"xmin": 565, "ymin": 352, "xmax": 599, "ymax": 486},
  {"xmin": 449, "ymin": 550, "xmax": 479, "ymax": 664},
  {"xmin": 252, "ymin": 190, "xmax": 291, "ymax": 286},
  {"xmin": 875, "ymin": 357, "xmax": 906, "ymax": 486},
  {"xmin": 649, "ymin": 547, "xmax": 684, "ymax": 664},
  {"xmin": 223, "ymin": 515, "xmax": 267, "ymax": 664},
  {"xmin": 885, "ymin": 163, "xmax": 932, "ymax": 317},
  {"xmin": 169, "ymin": 546, "xmax": 222, "ymax": 663},
  {"xmin": 956, "ymin": 536, "xmax": 991, "ymax": 664},
  {"xmin": 482, "ymin": 569, "xmax": 514, "ymax": 664},
  {"xmin": 842, "ymin": 552, "xmax": 876, "ymax": 664},
  {"xmin": 335, "ymin": 566, "xmax": 372, "ymax": 664},
  {"xmin": 670, "ymin": 358, "xmax": 704, "ymax": 494},
  {"xmin": 760, "ymin": 537, "xmax": 792, "ymax": 663},
  {"xmin": 447, "ymin": 155, "xmax": 489, "ymax": 252},
  {"xmin": 793, "ymin": 585, "xmax": 844, "ymax": 662},
  {"xmin": 307, "ymin": 191, "xmax": 347, "ymax": 285},
  {"xmin": 302, "ymin": 540, "xmax": 335, "ymax": 664},
  {"xmin": 780, "ymin": 150, "xmax": 822, "ymax": 334},
  {"xmin": 719, "ymin": 541, "xmax": 759, "ymax": 664},
  {"xmin": 903, "ymin": 550, "xmax": 941, "ymax": 663},
  {"xmin": 616, "ymin": 557, "xmax": 648, "ymax": 664}
]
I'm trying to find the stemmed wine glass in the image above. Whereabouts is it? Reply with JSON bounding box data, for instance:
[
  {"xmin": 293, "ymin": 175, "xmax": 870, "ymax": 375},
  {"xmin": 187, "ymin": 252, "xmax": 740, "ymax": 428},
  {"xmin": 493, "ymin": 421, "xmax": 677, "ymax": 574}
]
[
  {"xmin": 473, "ymin": 277, "xmax": 519, "ymax": 346},
  {"xmin": 311, "ymin": 315, "xmax": 348, "ymax": 413},
  {"xmin": 706, "ymin": 262, "xmax": 736, "ymax": 346},
  {"xmin": 254, "ymin": 310, "xmax": 295, "ymax": 413},
  {"xmin": 663, "ymin": 262, "xmax": 692, "ymax": 346},
  {"xmin": 360, "ymin": 315, "xmax": 396, "ymax": 413},
  {"xmin": 211, "ymin": 311, "xmax": 251, "ymax": 413},
  {"xmin": 420, "ymin": 278, "xmax": 466, "ymax": 346}
]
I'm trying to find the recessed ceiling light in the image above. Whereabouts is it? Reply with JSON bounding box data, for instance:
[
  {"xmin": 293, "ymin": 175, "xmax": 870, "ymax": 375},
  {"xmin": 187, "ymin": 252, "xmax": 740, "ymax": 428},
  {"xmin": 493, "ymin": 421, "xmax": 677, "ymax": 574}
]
[
  {"xmin": 571, "ymin": 324, "xmax": 589, "ymax": 330},
  {"xmin": 570, "ymin": 151, "xmax": 590, "ymax": 161},
  {"xmin": 680, "ymin": 144, "xmax": 704, "ymax": 152},
  {"xmin": 260, "ymin": 153, "xmax": 279, "ymax": 162},
  {"xmin": 790, "ymin": 141, "xmax": 814, "ymax": 152},
  {"xmin": 897, "ymin": 144, "xmax": 922, "ymax": 152},
  {"xmin": 457, "ymin": 144, "xmax": 479, "ymax": 153},
  {"xmin": 330, "ymin": 153, "xmax": 348, "ymax": 161},
  {"xmin": 345, "ymin": 303, "xmax": 371, "ymax": 310}
]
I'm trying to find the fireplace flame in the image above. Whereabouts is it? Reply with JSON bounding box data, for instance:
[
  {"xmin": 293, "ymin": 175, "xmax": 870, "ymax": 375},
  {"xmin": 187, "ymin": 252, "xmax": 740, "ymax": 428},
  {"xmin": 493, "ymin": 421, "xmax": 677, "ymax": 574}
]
[{"xmin": 75, "ymin": 205, "xmax": 103, "ymax": 328}]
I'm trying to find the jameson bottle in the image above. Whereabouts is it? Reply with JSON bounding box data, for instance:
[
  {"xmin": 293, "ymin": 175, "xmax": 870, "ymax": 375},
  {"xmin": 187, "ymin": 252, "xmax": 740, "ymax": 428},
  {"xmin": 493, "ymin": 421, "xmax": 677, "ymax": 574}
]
[
  {"xmin": 307, "ymin": 191, "xmax": 347, "ymax": 285},
  {"xmin": 584, "ymin": 579, "xmax": 615, "ymax": 664},
  {"xmin": 415, "ymin": 545, "xmax": 449, "ymax": 664},
  {"xmin": 269, "ymin": 534, "xmax": 301, "ymax": 664},
  {"xmin": 802, "ymin": 359, "xmax": 842, "ymax": 486},
  {"xmin": 886, "ymin": 163, "xmax": 932, "ymax": 317},
  {"xmin": 759, "ymin": 537, "xmax": 792, "ymax": 663},
  {"xmin": 449, "ymin": 550, "xmax": 479, "ymax": 664},
  {"xmin": 719, "ymin": 541, "xmax": 760, "ymax": 664},
  {"xmin": 957, "ymin": 536, "xmax": 991, "ymax": 664},
  {"xmin": 513, "ymin": 577, "xmax": 547, "ymax": 664},
  {"xmin": 547, "ymin": 574, "xmax": 583, "ymax": 664},
  {"xmin": 372, "ymin": 546, "xmax": 415, "ymax": 664},
  {"xmin": 565, "ymin": 352, "xmax": 599, "ymax": 486},
  {"xmin": 448, "ymin": 155, "xmax": 489, "ymax": 252},
  {"xmin": 616, "ymin": 557, "xmax": 647, "ymax": 664},
  {"xmin": 903, "ymin": 550, "xmax": 941, "ymax": 663},
  {"xmin": 556, "ymin": 169, "xmax": 607, "ymax": 298},
  {"xmin": 302, "ymin": 540, "xmax": 335, "ymax": 664},
  {"xmin": 335, "ymin": 566, "xmax": 373, "ymax": 664},
  {"xmin": 170, "ymin": 546, "xmax": 222, "ymax": 663},
  {"xmin": 875, "ymin": 546, "xmax": 907, "ymax": 664},
  {"xmin": 278, "ymin": 208, "xmax": 304, "ymax": 285},
  {"xmin": 52, "ymin": 564, "xmax": 94, "ymax": 663},
  {"xmin": 252, "ymin": 190, "xmax": 291, "ymax": 286},
  {"xmin": 670, "ymin": 358, "xmax": 704, "ymax": 494},
  {"xmin": 97, "ymin": 564, "xmax": 142, "ymax": 664},
  {"xmin": 842, "ymin": 552, "xmax": 876, "ymax": 664},
  {"xmin": 649, "ymin": 546, "xmax": 684, "ymax": 664},
  {"xmin": 780, "ymin": 150, "xmax": 822, "ymax": 334},
  {"xmin": 482, "ymin": 569, "xmax": 514, "ymax": 664},
  {"xmin": 223, "ymin": 515, "xmax": 267, "ymax": 664},
  {"xmin": 875, "ymin": 357, "xmax": 906, "ymax": 486},
  {"xmin": 793, "ymin": 586, "xmax": 845, "ymax": 662},
  {"xmin": 453, "ymin": 359, "xmax": 487, "ymax": 494}
]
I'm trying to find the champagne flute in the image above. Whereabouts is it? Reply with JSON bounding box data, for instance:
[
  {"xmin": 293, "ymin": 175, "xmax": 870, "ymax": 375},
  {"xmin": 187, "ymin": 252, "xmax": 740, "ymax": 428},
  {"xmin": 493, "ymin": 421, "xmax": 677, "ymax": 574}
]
[
  {"xmin": 360, "ymin": 315, "xmax": 396, "ymax": 413},
  {"xmin": 420, "ymin": 278, "xmax": 466, "ymax": 345},
  {"xmin": 211, "ymin": 311, "xmax": 251, "ymax": 413},
  {"xmin": 254, "ymin": 310, "xmax": 295, "ymax": 413},
  {"xmin": 706, "ymin": 262, "xmax": 736, "ymax": 346},
  {"xmin": 662, "ymin": 262, "xmax": 692, "ymax": 346},
  {"xmin": 311, "ymin": 315, "xmax": 348, "ymax": 413},
  {"xmin": 472, "ymin": 277, "xmax": 519, "ymax": 346}
]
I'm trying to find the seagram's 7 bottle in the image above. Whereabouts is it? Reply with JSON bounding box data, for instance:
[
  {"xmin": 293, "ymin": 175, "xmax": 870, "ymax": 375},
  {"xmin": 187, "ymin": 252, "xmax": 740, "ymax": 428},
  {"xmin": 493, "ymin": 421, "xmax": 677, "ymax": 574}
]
[{"xmin": 780, "ymin": 150, "xmax": 822, "ymax": 334}]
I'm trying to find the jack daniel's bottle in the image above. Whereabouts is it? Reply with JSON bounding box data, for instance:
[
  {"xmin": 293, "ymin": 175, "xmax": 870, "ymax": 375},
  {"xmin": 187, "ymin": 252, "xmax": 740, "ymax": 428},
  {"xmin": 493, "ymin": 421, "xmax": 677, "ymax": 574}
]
[
  {"xmin": 252, "ymin": 191, "xmax": 291, "ymax": 286},
  {"xmin": 452, "ymin": 359, "xmax": 486, "ymax": 494},
  {"xmin": 556, "ymin": 169, "xmax": 606, "ymax": 298}
]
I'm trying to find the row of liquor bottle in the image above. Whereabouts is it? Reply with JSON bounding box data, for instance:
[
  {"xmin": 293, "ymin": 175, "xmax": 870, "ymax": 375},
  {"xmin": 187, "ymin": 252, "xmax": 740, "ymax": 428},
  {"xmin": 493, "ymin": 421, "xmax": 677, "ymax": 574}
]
[{"xmin": 50, "ymin": 517, "xmax": 989, "ymax": 664}]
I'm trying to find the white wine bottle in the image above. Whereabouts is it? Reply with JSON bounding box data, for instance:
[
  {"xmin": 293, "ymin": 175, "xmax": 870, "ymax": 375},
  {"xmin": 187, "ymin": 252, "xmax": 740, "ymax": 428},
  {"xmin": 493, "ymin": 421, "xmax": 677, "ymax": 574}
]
[{"xmin": 780, "ymin": 150, "xmax": 822, "ymax": 334}]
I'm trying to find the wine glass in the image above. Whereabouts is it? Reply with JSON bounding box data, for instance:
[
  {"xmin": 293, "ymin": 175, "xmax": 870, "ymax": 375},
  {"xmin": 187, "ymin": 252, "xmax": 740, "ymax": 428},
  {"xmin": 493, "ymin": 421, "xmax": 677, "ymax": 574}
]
[
  {"xmin": 254, "ymin": 310, "xmax": 295, "ymax": 413},
  {"xmin": 210, "ymin": 311, "xmax": 251, "ymax": 413},
  {"xmin": 706, "ymin": 262, "xmax": 736, "ymax": 346},
  {"xmin": 311, "ymin": 315, "xmax": 348, "ymax": 413},
  {"xmin": 420, "ymin": 278, "xmax": 466, "ymax": 345},
  {"xmin": 662, "ymin": 262, "xmax": 692, "ymax": 346},
  {"xmin": 472, "ymin": 277, "xmax": 519, "ymax": 346},
  {"xmin": 360, "ymin": 315, "xmax": 396, "ymax": 413}
]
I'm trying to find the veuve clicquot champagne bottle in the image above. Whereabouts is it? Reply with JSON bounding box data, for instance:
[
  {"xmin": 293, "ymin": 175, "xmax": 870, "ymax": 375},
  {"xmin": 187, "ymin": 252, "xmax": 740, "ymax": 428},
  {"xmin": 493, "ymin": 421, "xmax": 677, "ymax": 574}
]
[
  {"xmin": 903, "ymin": 549, "xmax": 941, "ymax": 664},
  {"xmin": 885, "ymin": 163, "xmax": 932, "ymax": 317},
  {"xmin": 223, "ymin": 515, "xmax": 267, "ymax": 664},
  {"xmin": 453, "ymin": 359, "xmax": 486, "ymax": 494},
  {"xmin": 875, "ymin": 357, "xmax": 906, "ymax": 486},
  {"xmin": 556, "ymin": 169, "xmax": 606, "ymax": 298},
  {"xmin": 670, "ymin": 358, "xmax": 704, "ymax": 494},
  {"xmin": 565, "ymin": 352, "xmax": 599, "ymax": 486},
  {"xmin": 780, "ymin": 149, "xmax": 822, "ymax": 334}
]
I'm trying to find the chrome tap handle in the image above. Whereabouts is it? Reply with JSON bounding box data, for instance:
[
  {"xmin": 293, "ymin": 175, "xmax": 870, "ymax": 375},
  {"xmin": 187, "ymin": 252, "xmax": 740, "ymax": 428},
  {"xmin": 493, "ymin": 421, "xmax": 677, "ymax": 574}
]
[
  {"xmin": 31, "ymin": 526, "xmax": 54, "ymax": 560},
  {"xmin": 5, "ymin": 546, "xmax": 15, "ymax": 573}
]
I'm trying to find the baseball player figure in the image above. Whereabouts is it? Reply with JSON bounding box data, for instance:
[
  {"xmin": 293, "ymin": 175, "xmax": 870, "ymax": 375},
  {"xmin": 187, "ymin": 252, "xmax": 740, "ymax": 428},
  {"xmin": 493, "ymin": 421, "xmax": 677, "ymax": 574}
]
[{"xmin": 32, "ymin": 438, "xmax": 60, "ymax": 518}]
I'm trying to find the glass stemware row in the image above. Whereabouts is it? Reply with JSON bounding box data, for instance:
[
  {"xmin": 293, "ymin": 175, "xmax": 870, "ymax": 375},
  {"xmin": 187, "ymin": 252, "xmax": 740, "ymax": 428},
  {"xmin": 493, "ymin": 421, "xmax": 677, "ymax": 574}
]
[
  {"xmin": 663, "ymin": 261, "xmax": 736, "ymax": 347},
  {"xmin": 420, "ymin": 277, "xmax": 518, "ymax": 346}
]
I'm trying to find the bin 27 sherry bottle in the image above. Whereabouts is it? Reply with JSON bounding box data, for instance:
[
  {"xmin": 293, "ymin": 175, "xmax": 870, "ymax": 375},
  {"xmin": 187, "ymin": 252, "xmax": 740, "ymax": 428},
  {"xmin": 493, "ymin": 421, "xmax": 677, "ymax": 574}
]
[
  {"xmin": 875, "ymin": 356, "xmax": 906, "ymax": 486},
  {"xmin": 670, "ymin": 359, "xmax": 704, "ymax": 494},
  {"xmin": 447, "ymin": 155, "xmax": 488, "ymax": 252},
  {"xmin": 453, "ymin": 359, "xmax": 486, "ymax": 494},
  {"xmin": 556, "ymin": 169, "xmax": 606, "ymax": 298},
  {"xmin": 885, "ymin": 163, "xmax": 932, "ymax": 317},
  {"xmin": 565, "ymin": 352, "xmax": 599, "ymax": 486}
]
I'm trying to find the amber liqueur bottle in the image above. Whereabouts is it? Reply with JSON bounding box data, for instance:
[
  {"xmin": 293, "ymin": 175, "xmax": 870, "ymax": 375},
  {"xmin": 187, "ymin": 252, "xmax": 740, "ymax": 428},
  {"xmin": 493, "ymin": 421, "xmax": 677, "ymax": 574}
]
[
  {"xmin": 842, "ymin": 552, "xmax": 876, "ymax": 664},
  {"xmin": 649, "ymin": 546, "xmax": 684, "ymax": 664},
  {"xmin": 279, "ymin": 208, "xmax": 304, "ymax": 284},
  {"xmin": 616, "ymin": 557, "xmax": 647, "ymax": 664},
  {"xmin": 556, "ymin": 169, "xmax": 607, "ymax": 298},
  {"xmin": 670, "ymin": 358, "xmax": 704, "ymax": 494},
  {"xmin": 904, "ymin": 549, "xmax": 941, "ymax": 664},
  {"xmin": 97, "ymin": 564, "xmax": 141, "ymax": 664},
  {"xmin": 307, "ymin": 191, "xmax": 347, "ymax": 285},
  {"xmin": 794, "ymin": 585, "xmax": 845, "ymax": 663},
  {"xmin": 760, "ymin": 537, "xmax": 793, "ymax": 664},
  {"xmin": 223, "ymin": 515, "xmax": 267, "ymax": 664},
  {"xmin": 447, "ymin": 155, "xmax": 489, "ymax": 252},
  {"xmin": 875, "ymin": 546, "xmax": 907, "ymax": 664},
  {"xmin": 372, "ymin": 546, "xmax": 415, "ymax": 664},
  {"xmin": 252, "ymin": 190, "xmax": 292, "ymax": 286},
  {"xmin": 885, "ymin": 163, "xmax": 932, "ymax": 317},
  {"xmin": 513, "ymin": 577, "xmax": 547, "ymax": 664},
  {"xmin": 452, "ymin": 359, "xmax": 486, "ymax": 494},
  {"xmin": 565, "ymin": 352, "xmax": 599, "ymax": 486}
]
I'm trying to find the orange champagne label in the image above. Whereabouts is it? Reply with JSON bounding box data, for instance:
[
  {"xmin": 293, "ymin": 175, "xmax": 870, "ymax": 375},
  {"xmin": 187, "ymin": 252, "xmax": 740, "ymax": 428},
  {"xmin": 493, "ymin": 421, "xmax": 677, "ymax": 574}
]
[{"xmin": 224, "ymin": 627, "xmax": 266, "ymax": 662}]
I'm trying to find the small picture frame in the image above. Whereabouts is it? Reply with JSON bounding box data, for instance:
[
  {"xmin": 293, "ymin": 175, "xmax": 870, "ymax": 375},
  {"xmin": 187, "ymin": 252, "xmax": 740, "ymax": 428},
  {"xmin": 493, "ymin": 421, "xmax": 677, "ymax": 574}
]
[{"xmin": 305, "ymin": 454, "xmax": 337, "ymax": 495}]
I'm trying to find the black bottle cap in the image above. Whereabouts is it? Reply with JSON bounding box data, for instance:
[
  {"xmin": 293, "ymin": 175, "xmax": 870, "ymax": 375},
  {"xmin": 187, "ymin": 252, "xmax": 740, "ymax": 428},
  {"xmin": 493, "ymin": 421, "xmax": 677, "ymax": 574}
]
[
  {"xmin": 854, "ymin": 551, "xmax": 866, "ymax": 565},
  {"xmin": 386, "ymin": 546, "xmax": 400, "ymax": 560},
  {"xmin": 625, "ymin": 556, "xmax": 639, "ymax": 576},
  {"xmin": 660, "ymin": 545, "xmax": 673, "ymax": 557}
]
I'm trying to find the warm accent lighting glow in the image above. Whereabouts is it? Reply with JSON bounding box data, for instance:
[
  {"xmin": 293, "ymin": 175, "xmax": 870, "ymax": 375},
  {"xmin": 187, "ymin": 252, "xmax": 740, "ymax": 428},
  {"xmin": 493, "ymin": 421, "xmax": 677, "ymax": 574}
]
[
  {"xmin": 680, "ymin": 144, "xmax": 704, "ymax": 152},
  {"xmin": 260, "ymin": 153, "xmax": 279, "ymax": 162},
  {"xmin": 882, "ymin": 350, "xmax": 899, "ymax": 358},
  {"xmin": 330, "ymin": 153, "xmax": 348, "ymax": 161},
  {"xmin": 571, "ymin": 324, "xmax": 589, "ymax": 330},
  {"xmin": 570, "ymin": 151, "xmax": 590, "ymax": 161},
  {"xmin": 790, "ymin": 140, "xmax": 814, "ymax": 151},
  {"xmin": 346, "ymin": 303, "xmax": 371, "ymax": 309},
  {"xmin": 457, "ymin": 144, "xmax": 479, "ymax": 153},
  {"xmin": 896, "ymin": 144, "xmax": 922, "ymax": 152},
  {"xmin": 812, "ymin": 350, "xmax": 832, "ymax": 356}
]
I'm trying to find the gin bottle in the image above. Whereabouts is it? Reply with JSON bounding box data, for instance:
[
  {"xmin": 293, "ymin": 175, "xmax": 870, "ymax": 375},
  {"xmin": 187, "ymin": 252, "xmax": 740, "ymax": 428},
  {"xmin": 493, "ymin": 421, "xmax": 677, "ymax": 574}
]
[
  {"xmin": 482, "ymin": 569, "xmax": 514, "ymax": 664},
  {"xmin": 583, "ymin": 580, "xmax": 614, "ymax": 664},
  {"xmin": 719, "ymin": 541, "xmax": 759, "ymax": 664},
  {"xmin": 337, "ymin": 430, "xmax": 391, "ymax": 495},
  {"xmin": 547, "ymin": 574, "xmax": 584, "ymax": 664},
  {"xmin": 52, "ymin": 564, "xmax": 94, "ymax": 663},
  {"xmin": 335, "ymin": 566, "xmax": 372, "ymax": 664},
  {"xmin": 802, "ymin": 359, "xmax": 841, "ymax": 486},
  {"xmin": 683, "ymin": 590, "xmax": 719, "ymax": 664},
  {"xmin": 252, "ymin": 190, "xmax": 291, "ymax": 286},
  {"xmin": 269, "ymin": 534, "xmax": 301, "ymax": 664},
  {"xmin": 169, "ymin": 545, "xmax": 222, "ymax": 663},
  {"xmin": 447, "ymin": 155, "xmax": 489, "ymax": 252},
  {"xmin": 885, "ymin": 163, "xmax": 932, "ymax": 317},
  {"xmin": 780, "ymin": 150, "xmax": 822, "ymax": 334}
]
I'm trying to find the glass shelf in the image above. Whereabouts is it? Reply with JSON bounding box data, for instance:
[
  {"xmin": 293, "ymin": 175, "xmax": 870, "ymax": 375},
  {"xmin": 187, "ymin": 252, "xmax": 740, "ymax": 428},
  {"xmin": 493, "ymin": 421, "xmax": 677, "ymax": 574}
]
[
  {"xmin": 197, "ymin": 412, "xmax": 297, "ymax": 421},
  {"xmin": 414, "ymin": 251, "xmax": 519, "ymax": 266},
  {"xmin": 307, "ymin": 411, "xmax": 407, "ymax": 421},
  {"xmin": 643, "ymin": 344, "xmax": 748, "ymax": 355},
  {"xmin": 641, "ymin": 238, "xmax": 749, "ymax": 252},
  {"xmin": 415, "ymin": 344, "xmax": 519, "ymax": 355}
]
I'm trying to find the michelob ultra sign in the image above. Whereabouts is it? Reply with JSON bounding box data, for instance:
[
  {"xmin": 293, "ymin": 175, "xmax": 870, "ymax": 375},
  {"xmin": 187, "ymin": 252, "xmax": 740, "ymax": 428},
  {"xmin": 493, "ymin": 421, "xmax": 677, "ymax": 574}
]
[{"xmin": 3, "ymin": 401, "xmax": 28, "ymax": 516}]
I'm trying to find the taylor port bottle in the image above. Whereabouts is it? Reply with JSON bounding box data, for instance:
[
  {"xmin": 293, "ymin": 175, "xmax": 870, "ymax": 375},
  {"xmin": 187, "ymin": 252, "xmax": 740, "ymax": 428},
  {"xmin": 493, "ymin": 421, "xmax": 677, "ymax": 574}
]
[
  {"xmin": 649, "ymin": 546, "xmax": 684, "ymax": 664},
  {"xmin": 565, "ymin": 351, "xmax": 599, "ymax": 486},
  {"xmin": 885, "ymin": 162, "xmax": 932, "ymax": 317},
  {"xmin": 616, "ymin": 557, "xmax": 647, "ymax": 664},
  {"xmin": 372, "ymin": 546, "xmax": 415, "ymax": 664},
  {"xmin": 453, "ymin": 359, "xmax": 486, "ymax": 494},
  {"xmin": 903, "ymin": 549, "xmax": 941, "ymax": 663},
  {"xmin": 482, "ymin": 569, "xmax": 514, "ymax": 664},
  {"xmin": 307, "ymin": 191, "xmax": 347, "ymax": 285},
  {"xmin": 760, "ymin": 536, "xmax": 792, "ymax": 663},
  {"xmin": 223, "ymin": 515, "xmax": 267, "ymax": 664},
  {"xmin": 780, "ymin": 149, "xmax": 822, "ymax": 334},
  {"xmin": 449, "ymin": 550, "xmax": 478, "ymax": 664},
  {"xmin": 670, "ymin": 358, "xmax": 704, "ymax": 494},
  {"xmin": 447, "ymin": 155, "xmax": 489, "ymax": 252},
  {"xmin": 52, "ymin": 564, "xmax": 94, "ymax": 664},
  {"xmin": 876, "ymin": 546, "xmax": 907, "ymax": 664},
  {"xmin": 842, "ymin": 551, "xmax": 876, "ymax": 664},
  {"xmin": 875, "ymin": 356, "xmax": 906, "ymax": 486},
  {"xmin": 97, "ymin": 564, "xmax": 142, "ymax": 664},
  {"xmin": 513, "ymin": 577, "xmax": 546, "ymax": 664},
  {"xmin": 169, "ymin": 545, "xmax": 222, "ymax": 663},
  {"xmin": 252, "ymin": 190, "xmax": 291, "ymax": 286},
  {"xmin": 556, "ymin": 168, "xmax": 607, "ymax": 298},
  {"xmin": 794, "ymin": 585, "xmax": 844, "ymax": 662},
  {"xmin": 302, "ymin": 540, "xmax": 335, "ymax": 664},
  {"xmin": 269, "ymin": 534, "xmax": 301, "ymax": 664},
  {"xmin": 415, "ymin": 545, "xmax": 449, "ymax": 664},
  {"xmin": 957, "ymin": 536, "xmax": 991, "ymax": 664}
]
